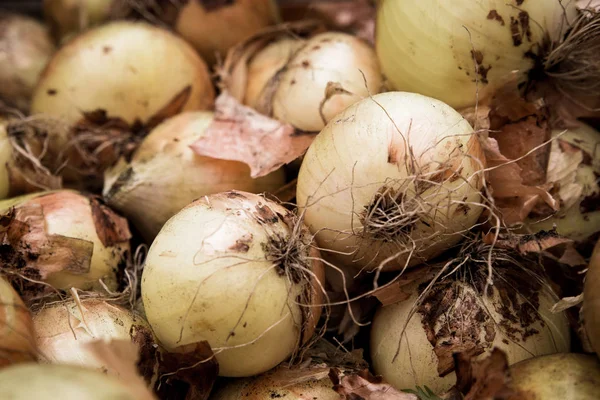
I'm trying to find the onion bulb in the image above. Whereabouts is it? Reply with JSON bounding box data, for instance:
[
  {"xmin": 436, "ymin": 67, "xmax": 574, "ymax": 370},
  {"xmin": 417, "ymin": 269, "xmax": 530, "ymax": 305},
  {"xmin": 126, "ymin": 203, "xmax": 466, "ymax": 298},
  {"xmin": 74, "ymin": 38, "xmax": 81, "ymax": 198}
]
[
  {"xmin": 0, "ymin": 190, "xmax": 130, "ymax": 295},
  {"xmin": 370, "ymin": 257, "xmax": 570, "ymax": 394},
  {"xmin": 296, "ymin": 92, "xmax": 485, "ymax": 271},
  {"xmin": 234, "ymin": 31, "xmax": 382, "ymax": 132},
  {"xmin": 176, "ymin": 0, "xmax": 279, "ymax": 65},
  {"xmin": 0, "ymin": 13, "xmax": 55, "ymax": 112},
  {"xmin": 507, "ymin": 353, "xmax": 600, "ymax": 399},
  {"xmin": 376, "ymin": 0, "xmax": 577, "ymax": 109},
  {"xmin": 0, "ymin": 275, "xmax": 37, "ymax": 367},
  {"xmin": 584, "ymin": 239, "xmax": 600, "ymax": 356},
  {"xmin": 33, "ymin": 298, "xmax": 158, "ymax": 381},
  {"xmin": 43, "ymin": 0, "xmax": 112, "ymax": 43},
  {"xmin": 103, "ymin": 111, "xmax": 285, "ymax": 242},
  {"xmin": 142, "ymin": 191, "xmax": 325, "ymax": 377}
]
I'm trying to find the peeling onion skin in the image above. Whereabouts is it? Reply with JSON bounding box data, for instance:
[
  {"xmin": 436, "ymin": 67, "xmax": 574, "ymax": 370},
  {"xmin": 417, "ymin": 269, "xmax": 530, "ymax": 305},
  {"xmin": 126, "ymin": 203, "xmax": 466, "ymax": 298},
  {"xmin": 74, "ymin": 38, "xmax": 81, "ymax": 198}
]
[
  {"xmin": 296, "ymin": 92, "xmax": 485, "ymax": 271},
  {"xmin": 30, "ymin": 21, "xmax": 215, "ymax": 141},
  {"xmin": 43, "ymin": 0, "xmax": 113, "ymax": 43},
  {"xmin": 0, "ymin": 276, "xmax": 37, "ymax": 368},
  {"xmin": 176, "ymin": 0, "xmax": 279, "ymax": 65},
  {"xmin": 376, "ymin": 0, "xmax": 577, "ymax": 109},
  {"xmin": 584, "ymin": 240, "xmax": 600, "ymax": 356},
  {"xmin": 142, "ymin": 191, "xmax": 325, "ymax": 377},
  {"xmin": 33, "ymin": 299, "xmax": 157, "ymax": 381},
  {"xmin": 370, "ymin": 279, "xmax": 570, "ymax": 394},
  {"xmin": 103, "ymin": 111, "xmax": 285, "ymax": 242},
  {"xmin": 0, "ymin": 13, "xmax": 55, "ymax": 112},
  {"xmin": 507, "ymin": 353, "xmax": 600, "ymax": 399}
]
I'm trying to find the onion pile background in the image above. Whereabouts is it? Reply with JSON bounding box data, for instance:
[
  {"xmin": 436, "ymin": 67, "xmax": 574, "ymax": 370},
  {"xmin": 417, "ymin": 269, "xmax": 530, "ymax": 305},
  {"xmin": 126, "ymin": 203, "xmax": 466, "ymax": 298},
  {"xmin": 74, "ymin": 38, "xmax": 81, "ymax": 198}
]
[{"xmin": 0, "ymin": 1, "xmax": 599, "ymax": 399}]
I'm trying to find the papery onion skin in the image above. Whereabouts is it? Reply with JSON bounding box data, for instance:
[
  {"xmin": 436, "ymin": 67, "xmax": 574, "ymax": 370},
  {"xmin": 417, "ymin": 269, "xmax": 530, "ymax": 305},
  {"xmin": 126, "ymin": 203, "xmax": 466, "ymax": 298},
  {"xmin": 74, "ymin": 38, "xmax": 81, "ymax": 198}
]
[
  {"xmin": 0, "ymin": 13, "xmax": 55, "ymax": 112},
  {"xmin": 142, "ymin": 191, "xmax": 325, "ymax": 377},
  {"xmin": 296, "ymin": 92, "xmax": 485, "ymax": 271},
  {"xmin": 43, "ymin": 0, "xmax": 113, "ymax": 43},
  {"xmin": 0, "ymin": 276, "xmax": 37, "ymax": 368},
  {"xmin": 376, "ymin": 0, "xmax": 577, "ymax": 109},
  {"xmin": 176, "ymin": 0, "xmax": 279, "ymax": 65},
  {"xmin": 103, "ymin": 111, "xmax": 285, "ymax": 242},
  {"xmin": 507, "ymin": 353, "xmax": 600, "ymax": 399},
  {"xmin": 584, "ymin": 240, "xmax": 600, "ymax": 356}
]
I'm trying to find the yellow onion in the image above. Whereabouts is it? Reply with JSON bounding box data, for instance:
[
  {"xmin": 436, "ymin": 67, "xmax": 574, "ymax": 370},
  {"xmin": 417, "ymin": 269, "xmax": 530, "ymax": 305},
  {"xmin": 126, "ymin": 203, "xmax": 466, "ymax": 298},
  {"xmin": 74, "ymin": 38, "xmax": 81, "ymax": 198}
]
[
  {"xmin": 0, "ymin": 13, "xmax": 55, "ymax": 112},
  {"xmin": 43, "ymin": 0, "xmax": 112, "ymax": 43},
  {"xmin": 0, "ymin": 275, "xmax": 37, "ymax": 367},
  {"xmin": 0, "ymin": 190, "xmax": 130, "ymax": 295},
  {"xmin": 176, "ymin": 0, "xmax": 280, "ymax": 65},
  {"xmin": 142, "ymin": 191, "xmax": 325, "ymax": 377},
  {"xmin": 103, "ymin": 111, "xmax": 285, "ymax": 242},
  {"xmin": 584, "ymin": 239, "xmax": 600, "ymax": 356},
  {"xmin": 33, "ymin": 298, "xmax": 158, "ymax": 381},
  {"xmin": 370, "ymin": 259, "xmax": 570, "ymax": 393},
  {"xmin": 507, "ymin": 353, "xmax": 600, "ymax": 399},
  {"xmin": 376, "ymin": 0, "xmax": 577, "ymax": 109},
  {"xmin": 296, "ymin": 92, "xmax": 485, "ymax": 271}
]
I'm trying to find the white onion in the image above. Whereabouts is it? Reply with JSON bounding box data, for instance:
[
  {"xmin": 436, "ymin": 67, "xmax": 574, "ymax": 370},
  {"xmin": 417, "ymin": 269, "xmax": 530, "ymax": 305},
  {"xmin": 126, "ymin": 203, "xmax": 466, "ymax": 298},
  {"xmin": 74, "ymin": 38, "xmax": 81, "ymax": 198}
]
[
  {"xmin": 584, "ymin": 240, "xmax": 600, "ymax": 356},
  {"xmin": 142, "ymin": 191, "xmax": 325, "ymax": 377},
  {"xmin": 376, "ymin": 0, "xmax": 577, "ymax": 108},
  {"xmin": 43, "ymin": 0, "xmax": 113, "ymax": 42},
  {"xmin": 296, "ymin": 92, "xmax": 485, "ymax": 271},
  {"xmin": 103, "ymin": 111, "xmax": 285, "ymax": 242}
]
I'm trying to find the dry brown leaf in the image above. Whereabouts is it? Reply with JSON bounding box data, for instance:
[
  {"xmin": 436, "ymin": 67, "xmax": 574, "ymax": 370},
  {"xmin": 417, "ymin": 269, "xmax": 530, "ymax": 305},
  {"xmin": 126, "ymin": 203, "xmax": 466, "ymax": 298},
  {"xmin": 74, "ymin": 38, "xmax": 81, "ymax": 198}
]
[
  {"xmin": 460, "ymin": 105, "xmax": 491, "ymax": 132},
  {"xmin": 546, "ymin": 138, "xmax": 585, "ymax": 210},
  {"xmin": 551, "ymin": 293, "xmax": 584, "ymax": 313},
  {"xmin": 330, "ymin": 369, "xmax": 418, "ymax": 400},
  {"xmin": 89, "ymin": 196, "xmax": 132, "ymax": 247},
  {"xmin": 453, "ymin": 348, "xmax": 514, "ymax": 400},
  {"xmin": 190, "ymin": 92, "xmax": 316, "ymax": 178},
  {"xmin": 371, "ymin": 267, "xmax": 433, "ymax": 307},
  {"xmin": 490, "ymin": 77, "xmax": 540, "ymax": 123}
]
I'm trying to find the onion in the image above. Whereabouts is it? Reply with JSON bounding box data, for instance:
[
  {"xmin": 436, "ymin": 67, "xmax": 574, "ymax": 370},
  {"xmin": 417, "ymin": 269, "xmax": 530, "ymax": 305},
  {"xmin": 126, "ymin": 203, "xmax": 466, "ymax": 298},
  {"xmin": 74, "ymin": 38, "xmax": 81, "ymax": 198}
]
[
  {"xmin": 296, "ymin": 92, "xmax": 486, "ymax": 271},
  {"xmin": 43, "ymin": 0, "xmax": 112, "ymax": 43},
  {"xmin": 176, "ymin": 0, "xmax": 279, "ymax": 65},
  {"xmin": 0, "ymin": 13, "xmax": 55, "ymax": 112},
  {"xmin": 584, "ymin": 239, "xmax": 600, "ymax": 356},
  {"xmin": 142, "ymin": 191, "xmax": 325, "ymax": 377},
  {"xmin": 0, "ymin": 275, "xmax": 37, "ymax": 367},
  {"xmin": 103, "ymin": 111, "xmax": 285, "ymax": 242},
  {"xmin": 33, "ymin": 298, "xmax": 158, "ymax": 381},
  {"xmin": 507, "ymin": 353, "xmax": 600, "ymax": 399},
  {"xmin": 370, "ymin": 256, "xmax": 570, "ymax": 394},
  {"xmin": 376, "ymin": 0, "xmax": 577, "ymax": 109},
  {"xmin": 0, "ymin": 190, "xmax": 130, "ymax": 295}
]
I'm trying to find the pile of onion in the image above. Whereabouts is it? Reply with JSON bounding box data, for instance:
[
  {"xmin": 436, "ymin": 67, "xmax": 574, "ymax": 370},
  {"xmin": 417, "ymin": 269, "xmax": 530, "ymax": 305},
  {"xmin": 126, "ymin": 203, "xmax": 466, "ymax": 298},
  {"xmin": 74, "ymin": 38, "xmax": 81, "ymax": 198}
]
[
  {"xmin": 296, "ymin": 91, "xmax": 486, "ymax": 271},
  {"xmin": 103, "ymin": 111, "xmax": 285, "ymax": 242},
  {"xmin": 584, "ymin": 239, "xmax": 600, "ymax": 356},
  {"xmin": 43, "ymin": 0, "xmax": 113, "ymax": 43},
  {"xmin": 0, "ymin": 12, "xmax": 55, "ymax": 112},
  {"xmin": 0, "ymin": 275, "xmax": 37, "ymax": 367},
  {"xmin": 141, "ymin": 191, "xmax": 325, "ymax": 377},
  {"xmin": 0, "ymin": 190, "xmax": 130, "ymax": 296}
]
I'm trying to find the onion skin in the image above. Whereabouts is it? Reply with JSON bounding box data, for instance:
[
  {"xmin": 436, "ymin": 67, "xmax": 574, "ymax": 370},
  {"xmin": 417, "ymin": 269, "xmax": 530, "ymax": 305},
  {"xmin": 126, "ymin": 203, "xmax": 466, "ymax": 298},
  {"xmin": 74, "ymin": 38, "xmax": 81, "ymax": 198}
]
[
  {"xmin": 176, "ymin": 0, "xmax": 279, "ymax": 65},
  {"xmin": 0, "ymin": 13, "xmax": 55, "ymax": 112},
  {"xmin": 296, "ymin": 92, "xmax": 485, "ymax": 271},
  {"xmin": 584, "ymin": 240, "xmax": 600, "ymax": 356},
  {"xmin": 43, "ymin": 0, "xmax": 112, "ymax": 42},
  {"xmin": 376, "ymin": 0, "xmax": 577, "ymax": 109},
  {"xmin": 506, "ymin": 353, "xmax": 600, "ymax": 399},
  {"xmin": 103, "ymin": 111, "xmax": 285, "ymax": 242},
  {"xmin": 142, "ymin": 191, "xmax": 325, "ymax": 377},
  {"xmin": 0, "ymin": 276, "xmax": 36, "ymax": 368}
]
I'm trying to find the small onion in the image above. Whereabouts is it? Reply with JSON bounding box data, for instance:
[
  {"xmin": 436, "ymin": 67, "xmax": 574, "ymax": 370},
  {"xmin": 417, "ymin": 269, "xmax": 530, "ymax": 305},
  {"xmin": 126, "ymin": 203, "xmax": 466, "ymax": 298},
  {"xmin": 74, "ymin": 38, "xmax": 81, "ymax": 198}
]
[
  {"xmin": 370, "ymin": 262, "xmax": 570, "ymax": 393},
  {"xmin": 376, "ymin": 0, "xmax": 577, "ymax": 108},
  {"xmin": 43, "ymin": 0, "xmax": 113, "ymax": 43},
  {"xmin": 507, "ymin": 353, "xmax": 600, "ymax": 399},
  {"xmin": 33, "ymin": 298, "xmax": 158, "ymax": 381},
  {"xmin": 296, "ymin": 92, "xmax": 485, "ymax": 271},
  {"xmin": 0, "ymin": 13, "xmax": 55, "ymax": 112},
  {"xmin": 0, "ymin": 275, "xmax": 37, "ymax": 367},
  {"xmin": 584, "ymin": 239, "xmax": 600, "ymax": 356},
  {"xmin": 0, "ymin": 190, "xmax": 130, "ymax": 293},
  {"xmin": 142, "ymin": 191, "xmax": 325, "ymax": 377},
  {"xmin": 103, "ymin": 111, "xmax": 285, "ymax": 242}
]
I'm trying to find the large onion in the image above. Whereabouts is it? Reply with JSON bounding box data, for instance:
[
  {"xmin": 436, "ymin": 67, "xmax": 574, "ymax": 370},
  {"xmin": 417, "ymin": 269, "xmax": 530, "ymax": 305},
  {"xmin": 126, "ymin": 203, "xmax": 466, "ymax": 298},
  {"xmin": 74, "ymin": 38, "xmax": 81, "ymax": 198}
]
[
  {"xmin": 103, "ymin": 111, "xmax": 285, "ymax": 242},
  {"xmin": 370, "ymin": 259, "xmax": 570, "ymax": 393},
  {"xmin": 0, "ymin": 275, "xmax": 37, "ymax": 367},
  {"xmin": 296, "ymin": 92, "xmax": 485, "ymax": 271},
  {"xmin": 0, "ymin": 190, "xmax": 130, "ymax": 294},
  {"xmin": 142, "ymin": 191, "xmax": 325, "ymax": 377},
  {"xmin": 43, "ymin": 0, "xmax": 113, "ymax": 43},
  {"xmin": 376, "ymin": 0, "xmax": 577, "ymax": 108},
  {"xmin": 0, "ymin": 13, "xmax": 55, "ymax": 112},
  {"xmin": 584, "ymin": 239, "xmax": 600, "ymax": 356}
]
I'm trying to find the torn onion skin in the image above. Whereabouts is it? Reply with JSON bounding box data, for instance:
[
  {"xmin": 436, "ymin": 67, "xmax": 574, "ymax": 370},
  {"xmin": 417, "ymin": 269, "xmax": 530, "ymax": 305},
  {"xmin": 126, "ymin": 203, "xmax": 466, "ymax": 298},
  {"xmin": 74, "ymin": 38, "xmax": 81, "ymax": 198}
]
[
  {"xmin": 584, "ymin": 240, "xmax": 600, "ymax": 356},
  {"xmin": 43, "ymin": 0, "xmax": 113, "ymax": 43},
  {"xmin": 0, "ymin": 190, "xmax": 130, "ymax": 295},
  {"xmin": 103, "ymin": 111, "xmax": 285, "ymax": 242},
  {"xmin": 296, "ymin": 92, "xmax": 486, "ymax": 271},
  {"xmin": 0, "ymin": 276, "xmax": 37, "ymax": 368},
  {"xmin": 142, "ymin": 191, "xmax": 325, "ymax": 377}
]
